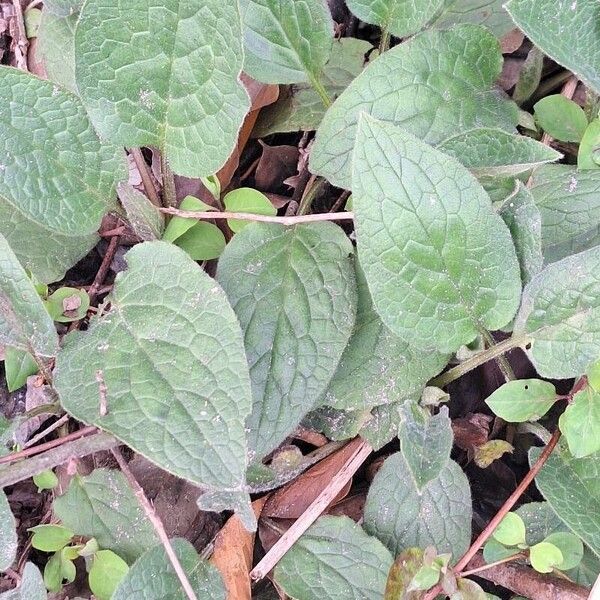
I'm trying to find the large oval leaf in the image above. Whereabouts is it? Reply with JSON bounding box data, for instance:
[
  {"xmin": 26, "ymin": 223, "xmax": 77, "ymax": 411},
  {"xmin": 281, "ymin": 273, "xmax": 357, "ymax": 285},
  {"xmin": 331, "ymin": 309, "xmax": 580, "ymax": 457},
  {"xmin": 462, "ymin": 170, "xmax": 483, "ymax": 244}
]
[
  {"xmin": 352, "ymin": 115, "xmax": 521, "ymax": 353},
  {"xmin": 364, "ymin": 452, "xmax": 472, "ymax": 557},
  {"xmin": 113, "ymin": 539, "xmax": 225, "ymax": 600},
  {"xmin": 432, "ymin": 0, "xmax": 514, "ymax": 37},
  {"xmin": 324, "ymin": 262, "xmax": 449, "ymax": 410},
  {"xmin": 54, "ymin": 242, "xmax": 252, "ymax": 506},
  {"xmin": 531, "ymin": 441, "xmax": 600, "ymax": 557},
  {"xmin": 274, "ymin": 516, "xmax": 393, "ymax": 600},
  {"xmin": 0, "ymin": 67, "xmax": 125, "ymax": 282},
  {"xmin": 528, "ymin": 165, "xmax": 600, "ymax": 264},
  {"xmin": 53, "ymin": 469, "xmax": 157, "ymax": 563},
  {"xmin": 217, "ymin": 222, "xmax": 357, "ymax": 461},
  {"xmin": 240, "ymin": 0, "xmax": 333, "ymax": 85},
  {"xmin": 310, "ymin": 24, "xmax": 518, "ymax": 189},
  {"xmin": 514, "ymin": 246, "xmax": 600, "ymax": 378},
  {"xmin": 75, "ymin": 0, "xmax": 250, "ymax": 178},
  {"xmin": 0, "ymin": 234, "xmax": 58, "ymax": 358},
  {"xmin": 0, "ymin": 563, "xmax": 46, "ymax": 600},
  {"xmin": 506, "ymin": 0, "xmax": 600, "ymax": 96}
]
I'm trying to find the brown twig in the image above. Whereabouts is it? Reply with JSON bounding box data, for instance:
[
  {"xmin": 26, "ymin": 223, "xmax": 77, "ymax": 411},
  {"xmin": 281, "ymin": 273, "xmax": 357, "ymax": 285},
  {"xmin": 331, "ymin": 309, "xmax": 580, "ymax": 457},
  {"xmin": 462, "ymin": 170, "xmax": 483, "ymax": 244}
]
[
  {"xmin": 23, "ymin": 414, "xmax": 70, "ymax": 448},
  {"xmin": 0, "ymin": 431, "xmax": 117, "ymax": 487},
  {"xmin": 160, "ymin": 207, "xmax": 354, "ymax": 225},
  {"xmin": 88, "ymin": 235, "xmax": 120, "ymax": 306},
  {"xmin": 10, "ymin": 0, "xmax": 28, "ymax": 70},
  {"xmin": 0, "ymin": 425, "xmax": 97, "ymax": 465},
  {"xmin": 129, "ymin": 148, "xmax": 161, "ymax": 208},
  {"xmin": 111, "ymin": 448, "xmax": 199, "ymax": 600},
  {"xmin": 423, "ymin": 428, "xmax": 562, "ymax": 600},
  {"xmin": 463, "ymin": 553, "xmax": 589, "ymax": 600},
  {"xmin": 250, "ymin": 438, "xmax": 372, "ymax": 580}
]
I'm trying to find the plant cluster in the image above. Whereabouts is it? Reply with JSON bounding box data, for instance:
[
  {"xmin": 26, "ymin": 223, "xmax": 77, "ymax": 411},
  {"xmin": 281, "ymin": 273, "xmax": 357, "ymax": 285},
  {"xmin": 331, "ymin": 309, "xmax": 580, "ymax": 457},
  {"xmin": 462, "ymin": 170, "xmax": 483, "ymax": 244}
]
[{"xmin": 0, "ymin": 0, "xmax": 599, "ymax": 598}]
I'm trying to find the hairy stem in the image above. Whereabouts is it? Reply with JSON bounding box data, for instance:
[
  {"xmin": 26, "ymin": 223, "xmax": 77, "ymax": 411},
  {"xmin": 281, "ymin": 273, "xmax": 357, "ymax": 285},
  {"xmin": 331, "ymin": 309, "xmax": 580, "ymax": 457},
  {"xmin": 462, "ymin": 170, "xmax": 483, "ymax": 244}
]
[
  {"xmin": 479, "ymin": 329, "xmax": 516, "ymax": 382},
  {"xmin": 378, "ymin": 28, "xmax": 391, "ymax": 54},
  {"xmin": 160, "ymin": 154, "xmax": 177, "ymax": 208},
  {"xmin": 309, "ymin": 75, "xmax": 332, "ymax": 108},
  {"xmin": 430, "ymin": 334, "xmax": 530, "ymax": 389}
]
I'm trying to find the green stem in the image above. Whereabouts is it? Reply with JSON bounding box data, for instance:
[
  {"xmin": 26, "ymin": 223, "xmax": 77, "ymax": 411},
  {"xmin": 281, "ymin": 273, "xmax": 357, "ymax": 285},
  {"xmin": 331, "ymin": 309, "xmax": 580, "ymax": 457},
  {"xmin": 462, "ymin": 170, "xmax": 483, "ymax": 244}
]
[
  {"xmin": 297, "ymin": 176, "xmax": 326, "ymax": 216},
  {"xmin": 479, "ymin": 329, "xmax": 516, "ymax": 382},
  {"xmin": 378, "ymin": 28, "xmax": 391, "ymax": 54},
  {"xmin": 309, "ymin": 75, "xmax": 332, "ymax": 108},
  {"xmin": 160, "ymin": 153, "xmax": 177, "ymax": 208},
  {"xmin": 431, "ymin": 335, "xmax": 530, "ymax": 389}
]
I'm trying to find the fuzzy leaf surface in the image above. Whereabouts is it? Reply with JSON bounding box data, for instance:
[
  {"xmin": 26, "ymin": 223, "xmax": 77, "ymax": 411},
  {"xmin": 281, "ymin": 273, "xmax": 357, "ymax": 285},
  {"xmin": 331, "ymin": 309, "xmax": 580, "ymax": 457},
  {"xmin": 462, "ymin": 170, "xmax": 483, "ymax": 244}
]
[
  {"xmin": 311, "ymin": 25, "xmax": 518, "ymax": 189},
  {"xmin": 432, "ymin": 0, "xmax": 514, "ymax": 37},
  {"xmin": 0, "ymin": 490, "xmax": 17, "ymax": 572},
  {"xmin": 37, "ymin": 12, "xmax": 76, "ymax": 92},
  {"xmin": 53, "ymin": 469, "xmax": 158, "ymax": 563},
  {"xmin": 352, "ymin": 116, "xmax": 521, "ymax": 353},
  {"xmin": 217, "ymin": 223, "xmax": 356, "ymax": 460},
  {"xmin": 364, "ymin": 452, "xmax": 472, "ymax": 557},
  {"xmin": 54, "ymin": 242, "xmax": 252, "ymax": 505},
  {"xmin": 514, "ymin": 247, "xmax": 600, "ymax": 378},
  {"xmin": 506, "ymin": 0, "xmax": 600, "ymax": 95},
  {"xmin": 112, "ymin": 539, "xmax": 225, "ymax": 600},
  {"xmin": 323, "ymin": 263, "xmax": 448, "ymax": 411},
  {"xmin": 274, "ymin": 516, "xmax": 393, "ymax": 600},
  {"xmin": 559, "ymin": 387, "xmax": 600, "ymax": 458},
  {"xmin": 0, "ymin": 67, "xmax": 125, "ymax": 282},
  {"xmin": 75, "ymin": 0, "xmax": 250, "ymax": 178},
  {"xmin": 0, "ymin": 564, "xmax": 46, "ymax": 600},
  {"xmin": 240, "ymin": 0, "xmax": 333, "ymax": 84}
]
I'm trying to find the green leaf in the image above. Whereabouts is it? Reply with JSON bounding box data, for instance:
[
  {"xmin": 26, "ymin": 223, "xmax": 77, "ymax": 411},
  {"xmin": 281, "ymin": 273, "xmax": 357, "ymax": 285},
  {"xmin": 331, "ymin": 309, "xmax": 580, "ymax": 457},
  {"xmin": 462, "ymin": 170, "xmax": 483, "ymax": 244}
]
[
  {"xmin": 223, "ymin": 188, "xmax": 276, "ymax": 232},
  {"xmin": 274, "ymin": 516, "xmax": 393, "ymax": 600},
  {"xmin": 43, "ymin": 0, "xmax": 81, "ymax": 16},
  {"xmin": 75, "ymin": 0, "xmax": 250, "ymax": 178},
  {"xmin": 0, "ymin": 68, "xmax": 125, "ymax": 283},
  {"xmin": 43, "ymin": 552, "xmax": 63, "ymax": 593},
  {"xmin": 498, "ymin": 182, "xmax": 543, "ymax": 285},
  {"xmin": 399, "ymin": 403, "xmax": 453, "ymax": 490},
  {"xmin": 118, "ymin": 183, "xmax": 164, "ymax": 242},
  {"xmin": 216, "ymin": 223, "xmax": 356, "ymax": 460},
  {"xmin": 352, "ymin": 115, "xmax": 521, "ymax": 353},
  {"xmin": 311, "ymin": 25, "xmax": 518, "ymax": 189},
  {"xmin": 88, "ymin": 550, "xmax": 129, "ymax": 600},
  {"xmin": 505, "ymin": 0, "xmax": 600, "ymax": 96},
  {"xmin": 543, "ymin": 532, "xmax": 584, "ymax": 570},
  {"xmin": 240, "ymin": 0, "xmax": 333, "ymax": 85},
  {"xmin": 528, "ymin": 165, "xmax": 600, "ymax": 263},
  {"xmin": 5, "ymin": 348, "xmax": 38, "ymax": 393},
  {"xmin": 432, "ymin": 0, "xmax": 514, "ymax": 37},
  {"xmin": 323, "ymin": 263, "xmax": 449, "ymax": 411},
  {"xmin": 0, "ymin": 490, "xmax": 17, "ymax": 571},
  {"xmin": 529, "ymin": 542, "xmax": 563, "ymax": 573},
  {"xmin": 162, "ymin": 195, "xmax": 216, "ymax": 243},
  {"xmin": 346, "ymin": 0, "xmax": 444, "ymax": 38},
  {"xmin": 531, "ymin": 441, "xmax": 600, "ymax": 557},
  {"xmin": 0, "ymin": 563, "xmax": 46, "ymax": 600},
  {"xmin": 517, "ymin": 502, "xmax": 599, "ymax": 586},
  {"xmin": 384, "ymin": 548, "xmax": 425, "ymax": 600},
  {"xmin": 360, "ymin": 402, "xmax": 405, "ymax": 450},
  {"xmin": 254, "ymin": 38, "xmax": 372, "ymax": 137},
  {"xmin": 492, "ymin": 512, "xmax": 526, "ymax": 547},
  {"xmin": 364, "ymin": 452, "xmax": 472, "ymax": 557},
  {"xmin": 485, "ymin": 379, "xmax": 557, "ymax": 422},
  {"xmin": 473, "ymin": 440, "xmax": 513, "ymax": 469},
  {"xmin": 53, "ymin": 468, "xmax": 158, "ymax": 563},
  {"xmin": 112, "ymin": 538, "xmax": 225, "ymax": 600},
  {"xmin": 533, "ymin": 96, "xmax": 588, "ymax": 143},
  {"xmin": 33, "ymin": 469, "xmax": 58, "ymax": 492},
  {"xmin": 514, "ymin": 247, "xmax": 600, "ymax": 378},
  {"xmin": 53, "ymin": 242, "xmax": 253, "ymax": 513},
  {"xmin": 587, "ymin": 359, "xmax": 600, "ymax": 391},
  {"xmin": 173, "ymin": 222, "xmax": 226, "ymax": 261},
  {"xmin": 452, "ymin": 577, "xmax": 488, "ymax": 600},
  {"xmin": 409, "ymin": 564, "xmax": 441, "ymax": 591},
  {"xmin": 44, "ymin": 287, "xmax": 89, "ymax": 323},
  {"xmin": 0, "ymin": 234, "xmax": 58, "ymax": 358},
  {"xmin": 37, "ymin": 12, "xmax": 76, "ymax": 92},
  {"xmin": 482, "ymin": 538, "xmax": 520, "ymax": 563},
  {"xmin": 578, "ymin": 119, "xmax": 600, "ymax": 170},
  {"xmin": 559, "ymin": 386, "xmax": 600, "ymax": 458},
  {"xmin": 438, "ymin": 128, "xmax": 561, "ymax": 177},
  {"xmin": 513, "ymin": 46, "xmax": 544, "ymax": 106},
  {"xmin": 29, "ymin": 524, "xmax": 73, "ymax": 552}
]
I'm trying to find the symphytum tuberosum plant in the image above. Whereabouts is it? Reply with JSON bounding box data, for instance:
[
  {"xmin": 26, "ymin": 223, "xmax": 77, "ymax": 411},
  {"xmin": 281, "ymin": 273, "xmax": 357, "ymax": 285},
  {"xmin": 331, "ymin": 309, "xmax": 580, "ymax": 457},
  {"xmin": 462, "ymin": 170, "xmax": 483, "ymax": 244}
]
[{"xmin": 0, "ymin": 0, "xmax": 599, "ymax": 598}]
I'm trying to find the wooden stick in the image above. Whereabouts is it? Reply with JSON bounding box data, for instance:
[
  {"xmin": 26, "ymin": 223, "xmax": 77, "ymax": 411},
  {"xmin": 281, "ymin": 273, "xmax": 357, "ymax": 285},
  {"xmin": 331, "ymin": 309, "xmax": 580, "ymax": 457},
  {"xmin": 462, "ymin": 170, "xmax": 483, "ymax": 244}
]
[
  {"xmin": 111, "ymin": 448, "xmax": 199, "ymax": 600},
  {"xmin": 250, "ymin": 438, "xmax": 372, "ymax": 581},
  {"xmin": 130, "ymin": 148, "xmax": 161, "ymax": 207},
  {"xmin": 160, "ymin": 207, "xmax": 354, "ymax": 226}
]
